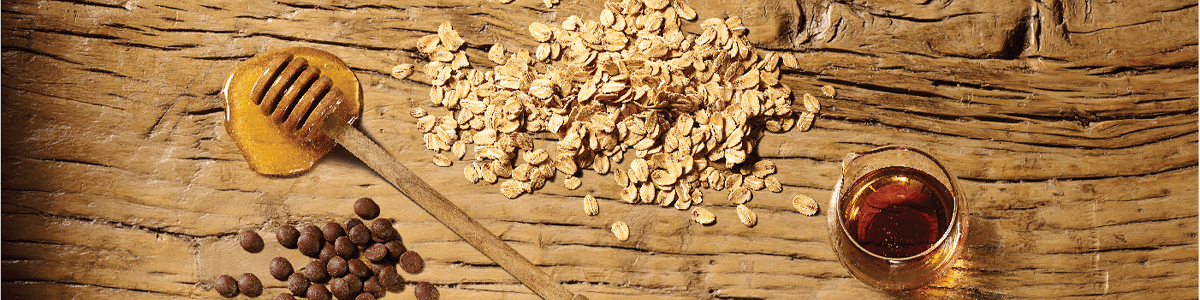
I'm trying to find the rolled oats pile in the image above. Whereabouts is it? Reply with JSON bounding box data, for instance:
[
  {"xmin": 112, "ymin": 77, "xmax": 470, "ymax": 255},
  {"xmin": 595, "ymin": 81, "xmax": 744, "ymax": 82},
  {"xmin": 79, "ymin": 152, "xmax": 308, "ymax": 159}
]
[{"xmin": 394, "ymin": 0, "xmax": 823, "ymax": 231}]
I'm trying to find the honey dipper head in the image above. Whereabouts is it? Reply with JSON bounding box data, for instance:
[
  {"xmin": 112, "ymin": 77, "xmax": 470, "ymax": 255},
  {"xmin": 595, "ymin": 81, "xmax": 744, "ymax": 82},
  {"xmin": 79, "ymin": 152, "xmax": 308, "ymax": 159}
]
[{"xmin": 223, "ymin": 47, "xmax": 363, "ymax": 176}]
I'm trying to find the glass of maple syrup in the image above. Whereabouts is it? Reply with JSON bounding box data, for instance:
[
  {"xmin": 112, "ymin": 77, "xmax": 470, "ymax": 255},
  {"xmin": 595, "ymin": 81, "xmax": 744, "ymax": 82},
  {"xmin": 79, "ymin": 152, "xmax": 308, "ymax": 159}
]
[{"xmin": 828, "ymin": 146, "xmax": 968, "ymax": 291}]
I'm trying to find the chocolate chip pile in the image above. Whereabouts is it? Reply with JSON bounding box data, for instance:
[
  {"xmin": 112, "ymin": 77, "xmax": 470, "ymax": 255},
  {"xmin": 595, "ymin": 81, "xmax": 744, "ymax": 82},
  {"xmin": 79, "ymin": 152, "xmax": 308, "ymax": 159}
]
[{"xmin": 214, "ymin": 198, "xmax": 438, "ymax": 300}]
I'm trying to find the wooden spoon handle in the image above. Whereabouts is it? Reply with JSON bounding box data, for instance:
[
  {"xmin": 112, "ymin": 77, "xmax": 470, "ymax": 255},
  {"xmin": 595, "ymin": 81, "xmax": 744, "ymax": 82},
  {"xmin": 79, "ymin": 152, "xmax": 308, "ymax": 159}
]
[{"xmin": 320, "ymin": 114, "xmax": 582, "ymax": 300}]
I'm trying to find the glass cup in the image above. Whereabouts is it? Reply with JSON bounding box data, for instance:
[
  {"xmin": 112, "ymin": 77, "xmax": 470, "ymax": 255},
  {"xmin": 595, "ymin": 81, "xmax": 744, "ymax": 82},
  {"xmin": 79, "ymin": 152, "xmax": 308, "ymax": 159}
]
[{"xmin": 827, "ymin": 146, "xmax": 968, "ymax": 291}]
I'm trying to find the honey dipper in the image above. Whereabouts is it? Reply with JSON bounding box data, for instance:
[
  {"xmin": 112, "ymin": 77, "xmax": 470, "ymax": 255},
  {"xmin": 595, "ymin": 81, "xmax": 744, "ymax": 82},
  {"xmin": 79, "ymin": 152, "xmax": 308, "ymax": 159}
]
[{"xmin": 223, "ymin": 47, "xmax": 584, "ymax": 300}]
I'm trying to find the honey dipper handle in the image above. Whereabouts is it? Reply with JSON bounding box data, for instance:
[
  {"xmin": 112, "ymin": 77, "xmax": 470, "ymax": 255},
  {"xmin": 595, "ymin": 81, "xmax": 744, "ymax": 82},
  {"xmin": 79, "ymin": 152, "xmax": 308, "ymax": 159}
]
[{"xmin": 320, "ymin": 114, "xmax": 582, "ymax": 300}]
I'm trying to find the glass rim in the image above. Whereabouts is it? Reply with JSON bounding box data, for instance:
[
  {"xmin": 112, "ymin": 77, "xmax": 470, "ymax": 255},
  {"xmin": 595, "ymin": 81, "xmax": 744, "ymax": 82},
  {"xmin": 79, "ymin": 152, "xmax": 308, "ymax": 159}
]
[{"xmin": 834, "ymin": 145, "xmax": 963, "ymax": 261}]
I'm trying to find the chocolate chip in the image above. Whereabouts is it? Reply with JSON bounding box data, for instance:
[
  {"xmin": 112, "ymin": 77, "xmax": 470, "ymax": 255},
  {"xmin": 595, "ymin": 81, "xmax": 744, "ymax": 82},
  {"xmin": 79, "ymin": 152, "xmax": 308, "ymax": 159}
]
[
  {"xmin": 298, "ymin": 232, "xmax": 324, "ymax": 257},
  {"xmin": 370, "ymin": 219, "xmax": 396, "ymax": 242},
  {"xmin": 342, "ymin": 275, "xmax": 363, "ymax": 295},
  {"xmin": 331, "ymin": 275, "xmax": 362, "ymax": 300},
  {"xmin": 300, "ymin": 224, "xmax": 321, "ymax": 234},
  {"xmin": 307, "ymin": 283, "xmax": 331, "ymax": 300},
  {"xmin": 320, "ymin": 243, "xmax": 338, "ymax": 263},
  {"xmin": 355, "ymin": 293, "xmax": 377, "ymax": 300},
  {"xmin": 346, "ymin": 219, "xmax": 365, "ymax": 232},
  {"xmin": 270, "ymin": 257, "xmax": 294, "ymax": 281},
  {"xmin": 214, "ymin": 274, "xmax": 238, "ymax": 298},
  {"xmin": 378, "ymin": 266, "xmax": 402, "ymax": 291},
  {"xmin": 399, "ymin": 251, "xmax": 424, "ymax": 274},
  {"xmin": 348, "ymin": 259, "xmax": 372, "ymax": 278},
  {"xmin": 354, "ymin": 198, "xmax": 380, "ymax": 220},
  {"xmin": 362, "ymin": 276, "xmax": 384, "ymax": 298},
  {"xmin": 238, "ymin": 273, "xmax": 263, "ymax": 297},
  {"xmin": 385, "ymin": 240, "xmax": 406, "ymax": 260},
  {"xmin": 330, "ymin": 277, "xmax": 352, "ymax": 300},
  {"xmin": 305, "ymin": 260, "xmax": 331, "ymax": 283},
  {"xmin": 323, "ymin": 222, "xmax": 346, "ymax": 242},
  {"xmin": 368, "ymin": 260, "xmax": 389, "ymax": 275},
  {"xmin": 327, "ymin": 256, "xmax": 349, "ymax": 277},
  {"xmin": 287, "ymin": 273, "xmax": 310, "ymax": 296},
  {"xmin": 277, "ymin": 225, "xmax": 300, "ymax": 248},
  {"xmin": 363, "ymin": 244, "xmax": 388, "ymax": 262},
  {"xmin": 414, "ymin": 282, "xmax": 439, "ymax": 300},
  {"xmin": 347, "ymin": 224, "xmax": 372, "ymax": 246},
  {"xmin": 276, "ymin": 292, "xmax": 296, "ymax": 300},
  {"xmin": 240, "ymin": 230, "xmax": 264, "ymax": 253},
  {"xmin": 334, "ymin": 236, "xmax": 357, "ymax": 259}
]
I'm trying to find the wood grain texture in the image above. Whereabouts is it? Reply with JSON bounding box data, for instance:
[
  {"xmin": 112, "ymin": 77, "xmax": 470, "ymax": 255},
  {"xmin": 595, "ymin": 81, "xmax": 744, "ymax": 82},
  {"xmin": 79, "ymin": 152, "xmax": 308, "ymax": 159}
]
[{"xmin": 2, "ymin": 0, "xmax": 1196, "ymax": 299}]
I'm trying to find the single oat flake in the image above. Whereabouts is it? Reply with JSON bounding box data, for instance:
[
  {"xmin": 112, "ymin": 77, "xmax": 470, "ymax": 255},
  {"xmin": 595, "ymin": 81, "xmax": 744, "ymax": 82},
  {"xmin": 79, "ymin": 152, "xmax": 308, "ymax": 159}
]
[
  {"xmin": 736, "ymin": 204, "xmax": 757, "ymax": 227},
  {"xmin": 690, "ymin": 207, "xmax": 715, "ymax": 224},
  {"xmin": 584, "ymin": 194, "xmax": 599, "ymax": 216},
  {"xmin": 611, "ymin": 221, "xmax": 630, "ymax": 241},
  {"xmin": 792, "ymin": 194, "xmax": 819, "ymax": 216}
]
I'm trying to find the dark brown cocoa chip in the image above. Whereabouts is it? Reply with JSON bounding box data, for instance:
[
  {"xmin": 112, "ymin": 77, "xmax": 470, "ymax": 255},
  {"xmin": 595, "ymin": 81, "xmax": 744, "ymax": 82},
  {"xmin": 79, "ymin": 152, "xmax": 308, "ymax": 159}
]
[
  {"xmin": 362, "ymin": 276, "xmax": 385, "ymax": 298},
  {"xmin": 270, "ymin": 257, "xmax": 294, "ymax": 281},
  {"xmin": 238, "ymin": 273, "xmax": 263, "ymax": 297},
  {"xmin": 301, "ymin": 224, "xmax": 322, "ymax": 236},
  {"xmin": 298, "ymin": 232, "xmax": 324, "ymax": 257},
  {"xmin": 342, "ymin": 275, "xmax": 363, "ymax": 295},
  {"xmin": 363, "ymin": 243, "xmax": 389, "ymax": 262},
  {"xmin": 378, "ymin": 266, "xmax": 402, "ymax": 290},
  {"xmin": 215, "ymin": 274, "xmax": 238, "ymax": 298},
  {"xmin": 369, "ymin": 219, "xmax": 396, "ymax": 242},
  {"xmin": 346, "ymin": 219, "xmax": 365, "ymax": 232},
  {"xmin": 399, "ymin": 251, "xmax": 424, "ymax": 274},
  {"xmin": 330, "ymin": 277, "xmax": 352, "ymax": 300},
  {"xmin": 347, "ymin": 224, "xmax": 372, "ymax": 246},
  {"xmin": 384, "ymin": 240, "xmax": 406, "ymax": 260},
  {"xmin": 320, "ymin": 243, "xmax": 338, "ymax": 263},
  {"xmin": 240, "ymin": 230, "xmax": 264, "ymax": 253},
  {"xmin": 276, "ymin": 292, "xmax": 296, "ymax": 300},
  {"xmin": 304, "ymin": 260, "xmax": 331, "ymax": 283},
  {"xmin": 414, "ymin": 282, "xmax": 439, "ymax": 300},
  {"xmin": 323, "ymin": 222, "xmax": 346, "ymax": 242},
  {"xmin": 334, "ymin": 236, "xmax": 357, "ymax": 259},
  {"xmin": 308, "ymin": 283, "xmax": 332, "ymax": 300},
  {"xmin": 354, "ymin": 198, "xmax": 380, "ymax": 220},
  {"xmin": 277, "ymin": 225, "xmax": 300, "ymax": 248},
  {"xmin": 355, "ymin": 292, "xmax": 377, "ymax": 300},
  {"xmin": 327, "ymin": 256, "xmax": 349, "ymax": 277},
  {"xmin": 348, "ymin": 259, "xmax": 372, "ymax": 278},
  {"xmin": 287, "ymin": 273, "xmax": 310, "ymax": 296},
  {"xmin": 368, "ymin": 260, "xmax": 390, "ymax": 275}
]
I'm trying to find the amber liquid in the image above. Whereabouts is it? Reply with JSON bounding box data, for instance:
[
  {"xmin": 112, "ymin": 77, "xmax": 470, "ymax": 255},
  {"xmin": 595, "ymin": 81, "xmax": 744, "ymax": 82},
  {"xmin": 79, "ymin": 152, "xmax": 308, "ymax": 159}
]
[{"xmin": 841, "ymin": 166, "xmax": 953, "ymax": 258}]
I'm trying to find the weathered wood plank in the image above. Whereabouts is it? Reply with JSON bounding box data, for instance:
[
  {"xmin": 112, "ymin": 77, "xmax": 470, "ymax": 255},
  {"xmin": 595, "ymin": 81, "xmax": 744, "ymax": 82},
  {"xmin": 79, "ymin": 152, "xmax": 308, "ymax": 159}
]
[{"xmin": 2, "ymin": 0, "xmax": 1196, "ymax": 299}]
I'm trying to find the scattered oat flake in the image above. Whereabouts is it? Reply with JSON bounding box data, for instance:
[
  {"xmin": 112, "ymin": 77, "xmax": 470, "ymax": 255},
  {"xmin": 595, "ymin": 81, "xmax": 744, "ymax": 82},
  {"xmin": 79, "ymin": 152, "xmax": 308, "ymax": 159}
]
[
  {"xmin": 584, "ymin": 194, "xmax": 599, "ymax": 216},
  {"xmin": 529, "ymin": 22, "xmax": 553, "ymax": 42},
  {"xmin": 564, "ymin": 176, "xmax": 582, "ymax": 190},
  {"xmin": 792, "ymin": 194, "xmax": 819, "ymax": 216},
  {"xmin": 822, "ymin": 85, "xmax": 836, "ymax": 98},
  {"xmin": 438, "ymin": 22, "xmax": 465, "ymax": 50},
  {"xmin": 391, "ymin": 64, "xmax": 414, "ymax": 80},
  {"xmin": 803, "ymin": 93, "xmax": 820, "ymax": 114},
  {"xmin": 736, "ymin": 204, "xmax": 757, "ymax": 227},
  {"xmin": 765, "ymin": 176, "xmax": 782, "ymax": 193},
  {"xmin": 409, "ymin": 107, "xmax": 428, "ymax": 119},
  {"xmin": 690, "ymin": 207, "xmax": 715, "ymax": 224},
  {"xmin": 611, "ymin": 221, "xmax": 629, "ymax": 241},
  {"xmin": 728, "ymin": 187, "xmax": 752, "ymax": 204},
  {"xmin": 500, "ymin": 180, "xmax": 524, "ymax": 199},
  {"xmin": 432, "ymin": 153, "xmax": 452, "ymax": 167}
]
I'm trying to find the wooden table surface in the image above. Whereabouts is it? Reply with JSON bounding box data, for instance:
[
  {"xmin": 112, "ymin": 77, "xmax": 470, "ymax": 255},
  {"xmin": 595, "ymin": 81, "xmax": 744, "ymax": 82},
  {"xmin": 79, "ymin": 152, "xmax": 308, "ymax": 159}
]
[{"xmin": 3, "ymin": 0, "xmax": 1197, "ymax": 299}]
